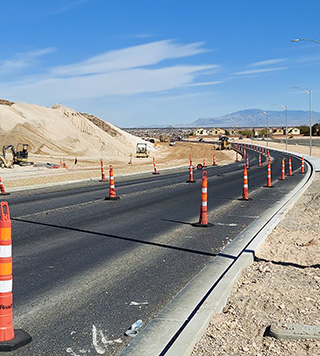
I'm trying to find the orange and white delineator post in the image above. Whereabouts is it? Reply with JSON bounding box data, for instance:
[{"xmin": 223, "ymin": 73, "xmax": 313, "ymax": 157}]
[
  {"xmin": 242, "ymin": 165, "xmax": 249, "ymax": 200},
  {"xmin": 193, "ymin": 171, "xmax": 213, "ymax": 227},
  {"xmin": 279, "ymin": 158, "xmax": 285, "ymax": 180},
  {"xmin": 265, "ymin": 162, "xmax": 273, "ymax": 188},
  {"xmin": 212, "ymin": 154, "xmax": 217, "ymax": 166},
  {"xmin": 246, "ymin": 154, "xmax": 249, "ymax": 169},
  {"xmin": 288, "ymin": 156, "xmax": 293, "ymax": 176},
  {"xmin": 258, "ymin": 153, "xmax": 261, "ymax": 167},
  {"xmin": 105, "ymin": 165, "xmax": 119, "ymax": 200},
  {"xmin": 100, "ymin": 159, "xmax": 106, "ymax": 182},
  {"xmin": 203, "ymin": 154, "xmax": 206, "ymax": 168},
  {"xmin": 152, "ymin": 157, "xmax": 159, "ymax": 175},
  {"xmin": 128, "ymin": 153, "xmax": 132, "ymax": 165},
  {"xmin": 0, "ymin": 178, "xmax": 9, "ymax": 196},
  {"xmin": 186, "ymin": 156, "xmax": 196, "ymax": 183},
  {"xmin": 0, "ymin": 202, "xmax": 32, "ymax": 350},
  {"xmin": 301, "ymin": 157, "xmax": 305, "ymax": 174},
  {"xmin": 235, "ymin": 152, "xmax": 239, "ymax": 162}
]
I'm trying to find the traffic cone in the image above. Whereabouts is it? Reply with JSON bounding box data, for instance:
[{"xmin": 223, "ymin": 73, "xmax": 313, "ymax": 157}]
[
  {"xmin": 288, "ymin": 157, "xmax": 293, "ymax": 176},
  {"xmin": 186, "ymin": 156, "xmax": 196, "ymax": 183},
  {"xmin": 239, "ymin": 165, "xmax": 252, "ymax": 201},
  {"xmin": 212, "ymin": 154, "xmax": 217, "ymax": 166},
  {"xmin": 105, "ymin": 165, "xmax": 120, "ymax": 200},
  {"xmin": 0, "ymin": 202, "xmax": 32, "ymax": 351},
  {"xmin": 279, "ymin": 158, "xmax": 285, "ymax": 180},
  {"xmin": 258, "ymin": 153, "xmax": 261, "ymax": 167},
  {"xmin": 301, "ymin": 157, "xmax": 305, "ymax": 174},
  {"xmin": 0, "ymin": 178, "xmax": 9, "ymax": 196},
  {"xmin": 192, "ymin": 171, "xmax": 213, "ymax": 227},
  {"xmin": 264, "ymin": 162, "xmax": 273, "ymax": 188},
  {"xmin": 152, "ymin": 157, "xmax": 159, "ymax": 175},
  {"xmin": 100, "ymin": 159, "xmax": 106, "ymax": 182}
]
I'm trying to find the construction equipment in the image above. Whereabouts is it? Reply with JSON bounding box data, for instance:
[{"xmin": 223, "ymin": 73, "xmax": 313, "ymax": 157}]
[
  {"xmin": 135, "ymin": 143, "xmax": 149, "ymax": 158},
  {"xmin": 216, "ymin": 135, "xmax": 231, "ymax": 150},
  {"xmin": 1, "ymin": 143, "xmax": 32, "ymax": 167}
]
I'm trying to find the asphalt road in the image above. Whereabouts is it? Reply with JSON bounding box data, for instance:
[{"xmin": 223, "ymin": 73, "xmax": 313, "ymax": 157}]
[{"xmin": 1, "ymin": 148, "xmax": 305, "ymax": 355}]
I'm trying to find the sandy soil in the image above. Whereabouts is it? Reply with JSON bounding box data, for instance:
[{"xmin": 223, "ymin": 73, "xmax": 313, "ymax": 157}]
[{"xmin": 191, "ymin": 140, "xmax": 320, "ymax": 356}]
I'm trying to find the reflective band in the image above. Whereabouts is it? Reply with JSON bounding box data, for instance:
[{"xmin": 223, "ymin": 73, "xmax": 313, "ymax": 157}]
[
  {"xmin": 110, "ymin": 184, "xmax": 115, "ymax": 188},
  {"xmin": 201, "ymin": 201, "xmax": 207, "ymax": 206},
  {"xmin": 0, "ymin": 279, "xmax": 12, "ymax": 293},
  {"xmin": 244, "ymin": 175, "xmax": 247, "ymax": 179},
  {"xmin": 202, "ymin": 188, "xmax": 207, "ymax": 193},
  {"xmin": 243, "ymin": 184, "xmax": 248, "ymax": 188},
  {"xmin": 0, "ymin": 246, "xmax": 11, "ymax": 258}
]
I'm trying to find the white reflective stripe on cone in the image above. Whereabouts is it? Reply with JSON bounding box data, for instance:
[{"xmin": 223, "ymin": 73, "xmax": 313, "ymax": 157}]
[
  {"xmin": 0, "ymin": 245, "xmax": 12, "ymax": 258},
  {"xmin": 0, "ymin": 279, "xmax": 12, "ymax": 293}
]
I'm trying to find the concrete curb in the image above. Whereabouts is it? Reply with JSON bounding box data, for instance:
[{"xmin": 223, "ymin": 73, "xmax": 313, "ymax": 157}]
[{"xmin": 118, "ymin": 151, "xmax": 316, "ymax": 356}]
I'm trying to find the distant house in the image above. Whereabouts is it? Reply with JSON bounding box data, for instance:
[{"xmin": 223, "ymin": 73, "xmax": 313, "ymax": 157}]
[
  {"xmin": 273, "ymin": 128, "xmax": 284, "ymax": 135},
  {"xmin": 207, "ymin": 128, "xmax": 226, "ymax": 136},
  {"xmin": 193, "ymin": 128, "xmax": 208, "ymax": 136},
  {"xmin": 287, "ymin": 127, "xmax": 300, "ymax": 135}
]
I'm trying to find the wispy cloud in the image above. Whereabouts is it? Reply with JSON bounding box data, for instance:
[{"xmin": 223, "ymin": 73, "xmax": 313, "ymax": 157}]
[
  {"xmin": 187, "ymin": 80, "xmax": 223, "ymax": 87},
  {"xmin": 48, "ymin": 0, "xmax": 90, "ymax": 15},
  {"xmin": 250, "ymin": 58, "xmax": 287, "ymax": 67},
  {"xmin": 0, "ymin": 47, "xmax": 56, "ymax": 74},
  {"xmin": 234, "ymin": 67, "xmax": 287, "ymax": 76},
  {"xmin": 0, "ymin": 40, "xmax": 217, "ymax": 101},
  {"xmin": 51, "ymin": 40, "xmax": 209, "ymax": 76}
]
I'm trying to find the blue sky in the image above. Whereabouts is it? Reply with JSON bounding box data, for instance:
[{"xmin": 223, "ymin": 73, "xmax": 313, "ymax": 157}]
[{"xmin": 0, "ymin": 0, "xmax": 319, "ymax": 127}]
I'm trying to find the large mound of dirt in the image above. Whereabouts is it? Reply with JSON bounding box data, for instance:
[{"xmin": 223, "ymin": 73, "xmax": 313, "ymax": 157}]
[{"xmin": 0, "ymin": 100, "xmax": 144, "ymax": 160}]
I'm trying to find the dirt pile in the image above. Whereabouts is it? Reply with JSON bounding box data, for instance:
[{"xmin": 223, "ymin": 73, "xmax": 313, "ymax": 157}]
[{"xmin": 0, "ymin": 101, "xmax": 143, "ymax": 160}]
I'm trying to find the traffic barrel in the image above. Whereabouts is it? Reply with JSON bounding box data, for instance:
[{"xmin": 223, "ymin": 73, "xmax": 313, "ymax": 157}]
[
  {"xmin": 152, "ymin": 157, "xmax": 159, "ymax": 175},
  {"xmin": 212, "ymin": 154, "xmax": 217, "ymax": 166},
  {"xmin": 288, "ymin": 157, "xmax": 293, "ymax": 176},
  {"xmin": 264, "ymin": 162, "xmax": 273, "ymax": 188},
  {"xmin": 105, "ymin": 165, "xmax": 120, "ymax": 200},
  {"xmin": 279, "ymin": 158, "xmax": 285, "ymax": 180},
  {"xmin": 301, "ymin": 157, "xmax": 305, "ymax": 174},
  {"xmin": 192, "ymin": 171, "xmax": 213, "ymax": 227},
  {"xmin": 100, "ymin": 159, "xmax": 106, "ymax": 182},
  {"xmin": 0, "ymin": 178, "xmax": 9, "ymax": 196},
  {"xmin": 258, "ymin": 153, "xmax": 261, "ymax": 167},
  {"xmin": 186, "ymin": 156, "xmax": 196, "ymax": 183},
  {"xmin": 0, "ymin": 202, "xmax": 32, "ymax": 351}
]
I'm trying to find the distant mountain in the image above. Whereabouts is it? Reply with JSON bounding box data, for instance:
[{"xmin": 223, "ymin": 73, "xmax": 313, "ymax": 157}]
[{"xmin": 188, "ymin": 109, "xmax": 320, "ymax": 128}]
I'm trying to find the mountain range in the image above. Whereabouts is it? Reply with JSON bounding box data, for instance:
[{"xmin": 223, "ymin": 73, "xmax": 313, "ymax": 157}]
[{"xmin": 143, "ymin": 109, "xmax": 320, "ymax": 128}]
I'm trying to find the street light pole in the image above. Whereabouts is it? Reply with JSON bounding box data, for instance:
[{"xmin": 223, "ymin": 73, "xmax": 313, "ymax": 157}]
[
  {"xmin": 280, "ymin": 104, "xmax": 288, "ymax": 151},
  {"xmin": 289, "ymin": 86, "xmax": 312, "ymax": 156},
  {"xmin": 291, "ymin": 38, "xmax": 320, "ymax": 45},
  {"xmin": 262, "ymin": 111, "xmax": 269, "ymax": 147}
]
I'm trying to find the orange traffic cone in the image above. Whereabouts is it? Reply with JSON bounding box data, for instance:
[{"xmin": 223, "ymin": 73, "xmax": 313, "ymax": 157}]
[
  {"xmin": 279, "ymin": 158, "xmax": 285, "ymax": 180},
  {"xmin": 193, "ymin": 171, "xmax": 213, "ymax": 227},
  {"xmin": 105, "ymin": 165, "xmax": 120, "ymax": 200},
  {"xmin": 152, "ymin": 157, "xmax": 159, "ymax": 175},
  {"xmin": 239, "ymin": 165, "xmax": 252, "ymax": 200},
  {"xmin": 0, "ymin": 178, "xmax": 9, "ymax": 196},
  {"xmin": 0, "ymin": 202, "xmax": 32, "ymax": 351},
  {"xmin": 264, "ymin": 162, "xmax": 273, "ymax": 188},
  {"xmin": 186, "ymin": 156, "xmax": 196, "ymax": 183},
  {"xmin": 212, "ymin": 154, "xmax": 217, "ymax": 166},
  {"xmin": 301, "ymin": 157, "xmax": 305, "ymax": 174},
  {"xmin": 288, "ymin": 157, "xmax": 293, "ymax": 176},
  {"xmin": 100, "ymin": 159, "xmax": 106, "ymax": 182}
]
